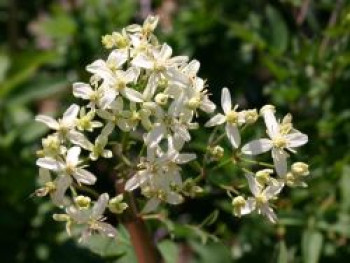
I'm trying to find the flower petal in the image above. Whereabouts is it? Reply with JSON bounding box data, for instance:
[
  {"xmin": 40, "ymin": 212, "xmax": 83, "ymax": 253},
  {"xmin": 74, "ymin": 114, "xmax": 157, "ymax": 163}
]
[
  {"xmin": 226, "ymin": 123, "xmax": 241, "ymax": 148},
  {"xmin": 72, "ymin": 82, "xmax": 92, "ymax": 99},
  {"xmin": 36, "ymin": 158, "xmax": 60, "ymax": 171},
  {"xmin": 122, "ymin": 88, "xmax": 144, "ymax": 102},
  {"xmin": 204, "ymin": 113, "xmax": 226, "ymax": 127},
  {"xmin": 66, "ymin": 146, "xmax": 81, "ymax": 166},
  {"xmin": 221, "ymin": 87, "xmax": 232, "ymax": 114},
  {"xmin": 92, "ymin": 193, "xmax": 109, "ymax": 219},
  {"xmin": 245, "ymin": 174, "xmax": 260, "ymax": 196},
  {"xmin": 241, "ymin": 139, "xmax": 272, "ymax": 155},
  {"xmin": 35, "ymin": 115, "xmax": 59, "ymax": 130},
  {"xmin": 74, "ymin": 168, "xmax": 96, "ymax": 185},
  {"xmin": 271, "ymin": 148, "xmax": 288, "ymax": 176},
  {"xmin": 285, "ymin": 132, "xmax": 308, "ymax": 148},
  {"xmin": 63, "ymin": 104, "xmax": 80, "ymax": 123},
  {"xmin": 131, "ymin": 54, "xmax": 153, "ymax": 69}
]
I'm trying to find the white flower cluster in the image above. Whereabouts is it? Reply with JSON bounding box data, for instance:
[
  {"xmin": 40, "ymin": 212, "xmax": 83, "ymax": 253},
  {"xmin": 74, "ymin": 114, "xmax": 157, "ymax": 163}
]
[{"xmin": 34, "ymin": 15, "xmax": 310, "ymax": 242}]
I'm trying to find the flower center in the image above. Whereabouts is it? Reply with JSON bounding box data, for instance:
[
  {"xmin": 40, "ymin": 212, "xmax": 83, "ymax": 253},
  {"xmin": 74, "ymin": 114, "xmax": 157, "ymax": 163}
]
[
  {"xmin": 272, "ymin": 136, "xmax": 287, "ymax": 148},
  {"xmin": 226, "ymin": 110, "xmax": 238, "ymax": 124}
]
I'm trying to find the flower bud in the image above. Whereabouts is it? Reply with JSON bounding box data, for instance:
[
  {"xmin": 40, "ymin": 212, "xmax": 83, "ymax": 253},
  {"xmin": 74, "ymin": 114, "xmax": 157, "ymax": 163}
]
[
  {"xmin": 291, "ymin": 162, "xmax": 309, "ymax": 176},
  {"xmin": 101, "ymin": 34, "xmax": 115, "ymax": 49},
  {"xmin": 155, "ymin": 93, "xmax": 169, "ymax": 106},
  {"xmin": 187, "ymin": 97, "xmax": 201, "ymax": 110},
  {"xmin": 260, "ymin": 105, "xmax": 275, "ymax": 116},
  {"xmin": 244, "ymin": 109, "xmax": 258, "ymax": 124},
  {"xmin": 109, "ymin": 194, "xmax": 128, "ymax": 214},
  {"xmin": 53, "ymin": 214, "xmax": 70, "ymax": 222},
  {"xmin": 74, "ymin": 196, "xmax": 91, "ymax": 209},
  {"xmin": 255, "ymin": 169, "xmax": 273, "ymax": 185},
  {"xmin": 208, "ymin": 145, "xmax": 224, "ymax": 160},
  {"xmin": 232, "ymin": 196, "xmax": 246, "ymax": 217}
]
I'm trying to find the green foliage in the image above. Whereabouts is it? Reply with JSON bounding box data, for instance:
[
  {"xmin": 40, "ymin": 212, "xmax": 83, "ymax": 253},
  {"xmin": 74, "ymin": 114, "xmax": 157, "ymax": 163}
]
[{"xmin": 1, "ymin": 0, "xmax": 349, "ymax": 262}]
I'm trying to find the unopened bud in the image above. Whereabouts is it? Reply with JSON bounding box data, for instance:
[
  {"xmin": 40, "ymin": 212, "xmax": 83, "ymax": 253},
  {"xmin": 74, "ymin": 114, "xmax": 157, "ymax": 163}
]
[
  {"xmin": 109, "ymin": 194, "xmax": 128, "ymax": 214},
  {"xmin": 291, "ymin": 162, "xmax": 309, "ymax": 176},
  {"xmin": 155, "ymin": 93, "xmax": 169, "ymax": 105},
  {"xmin": 53, "ymin": 214, "xmax": 70, "ymax": 222},
  {"xmin": 74, "ymin": 196, "xmax": 91, "ymax": 209},
  {"xmin": 208, "ymin": 145, "xmax": 224, "ymax": 160},
  {"xmin": 256, "ymin": 169, "xmax": 273, "ymax": 185},
  {"xmin": 244, "ymin": 109, "xmax": 258, "ymax": 124},
  {"xmin": 232, "ymin": 196, "xmax": 246, "ymax": 217},
  {"xmin": 260, "ymin": 105, "xmax": 275, "ymax": 116}
]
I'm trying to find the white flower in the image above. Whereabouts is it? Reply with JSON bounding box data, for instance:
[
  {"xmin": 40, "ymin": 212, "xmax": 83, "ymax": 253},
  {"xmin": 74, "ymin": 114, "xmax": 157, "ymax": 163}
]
[
  {"xmin": 36, "ymin": 146, "xmax": 96, "ymax": 185},
  {"xmin": 86, "ymin": 49, "xmax": 128, "ymax": 80},
  {"xmin": 97, "ymin": 97, "xmax": 134, "ymax": 132},
  {"xmin": 241, "ymin": 105, "xmax": 308, "ymax": 176},
  {"xmin": 205, "ymin": 88, "xmax": 245, "ymax": 148},
  {"xmin": 125, "ymin": 138, "xmax": 195, "ymax": 212},
  {"xmin": 36, "ymin": 104, "xmax": 80, "ymax": 139},
  {"xmin": 35, "ymin": 168, "xmax": 71, "ymax": 206},
  {"xmin": 66, "ymin": 193, "xmax": 117, "ymax": 242},
  {"xmin": 243, "ymin": 174, "xmax": 284, "ymax": 223},
  {"xmin": 143, "ymin": 104, "xmax": 195, "ymax": 149},
  {"xmin": 132, "ymin": 43, "xmax": 189, "ymax": 85}
]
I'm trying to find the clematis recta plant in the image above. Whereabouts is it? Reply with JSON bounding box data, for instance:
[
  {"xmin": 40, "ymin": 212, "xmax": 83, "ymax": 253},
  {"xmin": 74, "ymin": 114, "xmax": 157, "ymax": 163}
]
[{"xmin": 34, "ymin": 15, "xmax": 310, "ymax": 263}]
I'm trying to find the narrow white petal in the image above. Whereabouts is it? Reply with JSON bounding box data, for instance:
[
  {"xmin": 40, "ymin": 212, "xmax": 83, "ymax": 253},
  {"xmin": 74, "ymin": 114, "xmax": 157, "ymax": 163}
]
[
  {"xmin": 221, "ymin": 87, "xmax": 232, "ymax": 114},
  {"xmin": 263, "ymin": 111, "xmax": 279, "ymax": 138},
  {"xmin": 51, "ymin": 175, "xmax": 72, "ymax": 206},
  {"xmin": 68, "ymin": 131, "xmax": 93, "ymax": 150},
  {"xmin": 261, "ymin": 204, "xmax": 277, "ymax": 223},
  {"xmin": 285, "ymin": 132, "xmax": 308, "ymax": 148},
  {"xmin": 160, "ymin": 43, "xmax": 173, "ymax": 60},
  {"xmin": 241, "ymin": 198, "xmax": 256, "ymax": 215},
  {"xmin": 145, "ymin": 125, "xmax": 165, "ymax": 148},
  {"xmin": 92, "ymin": 193, "xmax": 109, "ymax": 218},
  {"xmin": 72, "ymin": 82, "xmax": 92, "ymax": 99},
  {"xmin": 131, "ymin": 54, "xmax": 153, "ymax": 69},
  {"xmin": 108, "ymin": 49, "xmax": 128, "ymax": 68},
  {"xmin": 35, "ymin": 115, "xmax": 59, "ymax": 130},
  {"xmin": 241, "ymin": 139, "xmax": 272, "ymax": 155},
  {"xmin": 200, "ymin": 97, "xmax": 216, "ymax": 113},
  {"xmin": 272, "ymin": 148, "xmax": 288, "ymax": 176},
  {"xmin": 74, "ymin": 168, "xmax": 96, "ymax": 185},
  {"xmin": 122, "ymin": 88, "xmax": 144, "ymax": 102},
  {"xmin": 226, "ymin": 123, "xmax": 241, "ymax": 148},
  {"xmin": 245, "ymin": 174, "xmax": 260, "ymax": 196},
  {"xmin": 66, "ymin": 146, "xmax": 81, "ymax": 166},
  {"xmin": 204, "ymin": 113, "xmax": 226, "ymax": 127},
  {"xmin": 63, "ymin": 104, "xmax": 80, "ymax": 123},
  {"xmin": 263, "ymin": 182, "xmax": 284, "ymax": 200},
  {"xmin": 125, "ymin": 171, "xmax": 148, "ymax": 191},
  {"xmin": 36, "ymin": 158, "xmax": 60, "ymax": 171},
  {"xmin": 175, "ymin": 153, "xmax": 196, "ymax": 164}
]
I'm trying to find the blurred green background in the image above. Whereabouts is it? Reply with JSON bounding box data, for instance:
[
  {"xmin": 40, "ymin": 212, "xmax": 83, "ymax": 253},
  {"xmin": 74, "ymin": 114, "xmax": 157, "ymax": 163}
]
[{"xmin": 1, "ymin": 0, "xmax": 350, "ymax": 262}]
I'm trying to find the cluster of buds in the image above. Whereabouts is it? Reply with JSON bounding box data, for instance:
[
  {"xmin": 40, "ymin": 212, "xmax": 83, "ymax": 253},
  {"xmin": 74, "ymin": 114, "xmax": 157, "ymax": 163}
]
[{"xmin": 34, "ymin": 15, "xmax": 310, "ymax": 243}]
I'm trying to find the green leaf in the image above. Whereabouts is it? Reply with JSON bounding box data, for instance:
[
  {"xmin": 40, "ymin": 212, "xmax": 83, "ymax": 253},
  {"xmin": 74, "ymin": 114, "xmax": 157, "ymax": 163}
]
[
  {"xmin": 0, "ymin": 52, "xmax": 58, "ymax": 98},
  {"xmin": 278, "ymin": 241, "xmax": 288, "ymax": 263},
  {"xmin": 190, "ymin": 240, "xmax": 232, "ymax": 263},
  {"xmin": 265, "ymin": 5, "xmax": 289, "ymax": 54},
  {"xmin": 340, "ymin": 165, "xmax": 350, "ymax": 210},
  {"xmin": 302, "ymin": 230, "xmax": 323, "ymax": 263},
  {"xmin": 158, "ymin": 240, "xmax": 179, "ymax": 263}
]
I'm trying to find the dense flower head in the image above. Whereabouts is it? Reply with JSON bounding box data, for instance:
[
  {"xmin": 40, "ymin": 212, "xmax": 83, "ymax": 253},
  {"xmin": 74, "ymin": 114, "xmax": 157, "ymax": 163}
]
[{"xmin": 34, "ymin": 15, "xmax": 310, "ymax": 242}]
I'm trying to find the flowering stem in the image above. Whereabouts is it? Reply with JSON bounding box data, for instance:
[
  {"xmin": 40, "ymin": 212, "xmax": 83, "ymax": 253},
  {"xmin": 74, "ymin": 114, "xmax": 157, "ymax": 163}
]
[
  {"xmin": 238, "ymin": 157, "xmax": 275, "ymax": 168},
  {"xmin": 115, "ymin": 181, "xmax": 161, "ymax": 263}
]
